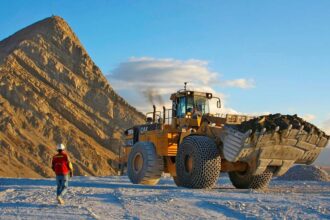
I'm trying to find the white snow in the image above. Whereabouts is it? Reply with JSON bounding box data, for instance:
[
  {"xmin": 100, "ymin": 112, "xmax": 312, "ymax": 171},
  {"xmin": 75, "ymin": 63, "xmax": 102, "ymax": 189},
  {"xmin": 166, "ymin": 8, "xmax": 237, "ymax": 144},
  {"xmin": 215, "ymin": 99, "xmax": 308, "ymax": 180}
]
[{"xmin": 0, "ymin": 175, "xmax": 329, "ymax": 220}]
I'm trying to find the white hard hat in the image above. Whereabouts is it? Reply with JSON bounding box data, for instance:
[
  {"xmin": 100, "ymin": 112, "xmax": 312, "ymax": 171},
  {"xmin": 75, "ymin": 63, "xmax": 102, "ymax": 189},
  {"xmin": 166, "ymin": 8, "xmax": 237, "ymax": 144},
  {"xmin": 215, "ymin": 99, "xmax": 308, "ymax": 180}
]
[{"xmin": 57, "ymin": 143, "xmax": 65, "ymax": 150}]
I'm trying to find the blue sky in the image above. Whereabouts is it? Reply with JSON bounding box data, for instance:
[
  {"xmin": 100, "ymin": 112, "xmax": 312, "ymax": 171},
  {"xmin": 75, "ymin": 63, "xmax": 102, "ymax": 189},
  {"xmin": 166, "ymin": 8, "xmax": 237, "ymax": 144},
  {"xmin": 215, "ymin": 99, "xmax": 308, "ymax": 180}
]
[{"xmin": 1, "ymin": 0, "xmax": 330, "ymax": 133}]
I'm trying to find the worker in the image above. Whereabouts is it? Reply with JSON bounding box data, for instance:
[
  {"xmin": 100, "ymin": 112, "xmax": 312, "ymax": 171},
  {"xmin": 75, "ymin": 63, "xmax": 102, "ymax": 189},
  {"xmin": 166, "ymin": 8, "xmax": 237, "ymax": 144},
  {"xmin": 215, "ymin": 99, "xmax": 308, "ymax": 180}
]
[{"xmin": 51, "ymin": 143, "xmax": 73, "ymax": 205}]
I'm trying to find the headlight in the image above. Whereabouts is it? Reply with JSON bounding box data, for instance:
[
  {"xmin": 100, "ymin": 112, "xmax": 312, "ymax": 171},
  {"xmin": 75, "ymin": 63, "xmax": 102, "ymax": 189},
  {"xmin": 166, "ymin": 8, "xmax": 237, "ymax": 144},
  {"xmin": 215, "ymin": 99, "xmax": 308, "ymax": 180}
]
[{"xmin": 206, "ymin": 93, "xmax": 212, "ymax": 98}]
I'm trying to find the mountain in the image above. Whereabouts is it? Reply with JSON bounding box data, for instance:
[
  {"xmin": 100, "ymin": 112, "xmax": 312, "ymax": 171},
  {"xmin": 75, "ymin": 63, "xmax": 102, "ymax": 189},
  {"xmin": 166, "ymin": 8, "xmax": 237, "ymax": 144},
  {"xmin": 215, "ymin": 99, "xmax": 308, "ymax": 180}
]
[{"xmin": 0, "ymin": 16, "xmax": 145, "ymax": 178}]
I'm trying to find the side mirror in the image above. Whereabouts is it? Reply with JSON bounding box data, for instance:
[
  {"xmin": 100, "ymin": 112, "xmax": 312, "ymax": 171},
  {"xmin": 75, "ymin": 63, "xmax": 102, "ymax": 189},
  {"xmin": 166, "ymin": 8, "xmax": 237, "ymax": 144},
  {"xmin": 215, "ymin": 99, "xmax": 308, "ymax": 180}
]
[{"xmin": 217, "ymin": 100, "xmax": 221, "ymax": 108}]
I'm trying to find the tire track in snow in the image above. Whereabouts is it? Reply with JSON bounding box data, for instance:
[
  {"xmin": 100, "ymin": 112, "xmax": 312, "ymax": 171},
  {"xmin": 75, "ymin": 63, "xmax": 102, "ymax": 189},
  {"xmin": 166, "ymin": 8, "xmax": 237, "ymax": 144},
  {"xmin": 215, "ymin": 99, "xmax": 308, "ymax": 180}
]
[
  {"xmin": 69, "ymin": 187, "xmax": 132, "ymax": 219},
  {"xmin": 0, "ymin": 185, "xmax": 97, "ymax": 219},
  {"xmin": 196, "ymin": 201, "xmax": 248, "ymax": 219},
  {"xmin": 111, "ymin": 188, "xmax": 140, "ymax": 219},
  {"xmin": 0, "ymin": 188, "xmax": 15, "ymax": 198}
]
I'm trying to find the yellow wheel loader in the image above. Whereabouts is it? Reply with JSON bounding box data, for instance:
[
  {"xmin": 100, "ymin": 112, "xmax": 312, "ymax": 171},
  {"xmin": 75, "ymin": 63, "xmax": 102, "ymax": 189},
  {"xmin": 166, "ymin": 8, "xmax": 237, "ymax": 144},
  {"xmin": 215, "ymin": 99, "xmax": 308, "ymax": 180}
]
[{"xmin": 122, "ymin": 84, "xmax": 329, "ymax": 189}]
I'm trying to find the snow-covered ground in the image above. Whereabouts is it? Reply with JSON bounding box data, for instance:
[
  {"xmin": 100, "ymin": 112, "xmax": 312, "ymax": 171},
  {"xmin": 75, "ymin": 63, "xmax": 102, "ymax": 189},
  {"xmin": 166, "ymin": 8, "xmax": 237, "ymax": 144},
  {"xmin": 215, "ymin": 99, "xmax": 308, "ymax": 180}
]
[{"xmin": 0, "ymin": 175, "xmax": 329, "ymax": 220}]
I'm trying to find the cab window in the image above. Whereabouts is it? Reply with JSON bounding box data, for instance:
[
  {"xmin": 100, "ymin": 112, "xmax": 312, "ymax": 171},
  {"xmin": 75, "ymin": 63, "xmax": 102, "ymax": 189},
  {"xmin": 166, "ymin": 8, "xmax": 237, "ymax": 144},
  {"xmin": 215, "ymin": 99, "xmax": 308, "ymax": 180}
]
[
  {"xmin": 177, "ymin": 96, "xmax": 186, "ymax": 118},
  {"xmin": 194, "ymin": 97, "xmax": 210, "ymax": 115},
  {"xmin": 186, "ymin": 96, "xmax": 194, "ymax": 113}
]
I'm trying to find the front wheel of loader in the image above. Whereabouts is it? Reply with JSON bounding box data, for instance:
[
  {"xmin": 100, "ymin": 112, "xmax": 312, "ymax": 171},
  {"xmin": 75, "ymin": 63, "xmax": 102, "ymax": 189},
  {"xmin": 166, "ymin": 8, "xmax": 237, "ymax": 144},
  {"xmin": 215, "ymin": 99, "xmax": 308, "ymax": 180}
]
[
  {"xmin": 173, "ymin": 176, "xmax": 182, "ymax": 187},
  {"xmin": 176, "ymin": 136, "xmax": 221, "ymax": 189},
  {"xmin": 127, "ymin": 142, "xmax": 164, "ymax": 185},
  {"xmin": 228, "ymin": 167, "xmax": 273, "ymax": 189}
]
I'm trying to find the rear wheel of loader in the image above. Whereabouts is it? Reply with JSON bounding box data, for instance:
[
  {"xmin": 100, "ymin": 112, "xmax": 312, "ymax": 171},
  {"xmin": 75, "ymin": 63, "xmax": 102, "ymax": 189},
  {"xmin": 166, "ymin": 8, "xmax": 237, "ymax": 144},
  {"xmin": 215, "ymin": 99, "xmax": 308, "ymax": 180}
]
[
  {"xmin": 127, "ymin": 142, "xmax": 164, "ymax": 185},
  {"xmin": 176, "ymin": 136, "xmax": 221, "ymax": 189},
  {"xmin": 228, "ymin": 167, "xmax": 273, "ymax": 189}
]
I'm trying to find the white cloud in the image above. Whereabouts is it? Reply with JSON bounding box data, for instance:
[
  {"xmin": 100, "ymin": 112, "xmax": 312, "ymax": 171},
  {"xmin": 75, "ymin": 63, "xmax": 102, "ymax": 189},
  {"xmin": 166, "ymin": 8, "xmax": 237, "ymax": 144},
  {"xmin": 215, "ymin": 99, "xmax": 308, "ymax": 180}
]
[
  {"xmin": 302, "ymin": 114, "xmax": 316, "ymax": 122},
  {"xmin": 220, "ymin": 78, "xmax": 255, "ymax": 89},
  {"xmin": 107, "ymin": 57, "xmax": 254, "ymax": 113}
]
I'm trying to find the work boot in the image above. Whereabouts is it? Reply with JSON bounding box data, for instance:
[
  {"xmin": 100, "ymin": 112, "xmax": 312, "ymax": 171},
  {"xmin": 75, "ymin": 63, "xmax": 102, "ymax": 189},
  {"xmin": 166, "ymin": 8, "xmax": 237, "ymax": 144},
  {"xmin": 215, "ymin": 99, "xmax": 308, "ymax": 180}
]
[{"xmin": 57, "ymin": 196, "xmax": 65, "ymax": 205}]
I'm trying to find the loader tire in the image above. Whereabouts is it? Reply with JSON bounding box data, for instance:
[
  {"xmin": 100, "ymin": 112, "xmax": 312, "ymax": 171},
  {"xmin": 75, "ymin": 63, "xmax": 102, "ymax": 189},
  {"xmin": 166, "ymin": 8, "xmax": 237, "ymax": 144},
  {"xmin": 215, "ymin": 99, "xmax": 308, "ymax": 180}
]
[
  {"xmin": 229, "ymin": 168, "xmax": 273, "ymax": 189},
  {"xmin": 176, "ymin": 136, "xmax": 221, "ymax": 189},
  {"xmin": 173, "ymin": 176, "xmax": 182, "ymax": 187},
  {"xmin": 127, "ymin": 142, "xmax": 164, "ymax": 185}
]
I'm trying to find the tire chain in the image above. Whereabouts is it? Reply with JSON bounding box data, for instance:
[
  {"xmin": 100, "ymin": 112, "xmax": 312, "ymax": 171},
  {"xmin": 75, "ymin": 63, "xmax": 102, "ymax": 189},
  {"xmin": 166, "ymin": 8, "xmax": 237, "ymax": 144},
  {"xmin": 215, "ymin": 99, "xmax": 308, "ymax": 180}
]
[
  {"xmin": 229, "ymin": 168, "xmax": 274, "ymax": 189},
  {"xmin": 249, "ymin": 170, "xmax": 273, "ymax": 189},
  {"xmin": 176, "ymin": 136, "xmax": 221, "ymax": 189}
]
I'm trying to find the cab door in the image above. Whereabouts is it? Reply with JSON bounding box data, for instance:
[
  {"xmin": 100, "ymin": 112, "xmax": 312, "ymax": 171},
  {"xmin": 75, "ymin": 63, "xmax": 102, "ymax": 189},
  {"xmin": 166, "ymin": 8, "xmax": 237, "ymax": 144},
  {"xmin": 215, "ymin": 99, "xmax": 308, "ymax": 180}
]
[{"xmin": 176, "ymin": 96, "xmax": 186, "ymax": 118}]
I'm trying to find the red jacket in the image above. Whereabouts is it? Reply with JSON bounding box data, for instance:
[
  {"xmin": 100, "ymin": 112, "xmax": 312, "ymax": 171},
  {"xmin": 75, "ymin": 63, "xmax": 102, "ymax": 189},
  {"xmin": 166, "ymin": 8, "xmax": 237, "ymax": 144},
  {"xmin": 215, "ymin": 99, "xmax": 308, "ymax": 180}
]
[{"xmin": 52, "ymin": 151, "xmax": 73, "ymax": 175}]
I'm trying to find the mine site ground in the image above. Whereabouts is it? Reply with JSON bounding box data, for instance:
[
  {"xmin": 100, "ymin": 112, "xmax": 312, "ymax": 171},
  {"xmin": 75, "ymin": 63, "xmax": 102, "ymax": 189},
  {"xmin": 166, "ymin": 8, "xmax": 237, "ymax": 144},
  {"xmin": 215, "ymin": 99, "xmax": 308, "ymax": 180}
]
[{"xmin": 0, "ymin": 175, "xmax": 329, "ymax": 220}]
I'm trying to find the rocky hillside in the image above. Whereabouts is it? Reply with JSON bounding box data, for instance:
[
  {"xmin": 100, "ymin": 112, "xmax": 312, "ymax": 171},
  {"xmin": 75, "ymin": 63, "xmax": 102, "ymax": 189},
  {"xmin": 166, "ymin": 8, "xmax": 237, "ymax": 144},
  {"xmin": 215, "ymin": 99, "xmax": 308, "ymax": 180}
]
[{"xmin": 0, "ymin": 16, "xmax": 145, "ymax": 178}]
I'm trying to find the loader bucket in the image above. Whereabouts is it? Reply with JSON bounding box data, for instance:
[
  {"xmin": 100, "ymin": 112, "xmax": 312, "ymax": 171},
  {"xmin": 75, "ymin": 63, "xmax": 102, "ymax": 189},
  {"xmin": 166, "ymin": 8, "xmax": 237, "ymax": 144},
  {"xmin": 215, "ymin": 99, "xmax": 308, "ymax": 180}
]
[{"xmin": 220, "ymin": 114, "xmax": 329, "ymax": 177}]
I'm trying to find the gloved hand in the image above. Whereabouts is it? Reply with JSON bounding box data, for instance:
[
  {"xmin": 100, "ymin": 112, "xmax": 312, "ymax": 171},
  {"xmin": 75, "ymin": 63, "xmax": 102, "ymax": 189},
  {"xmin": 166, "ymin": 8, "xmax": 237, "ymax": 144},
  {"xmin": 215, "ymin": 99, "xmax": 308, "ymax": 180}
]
[{"xmin": 70, "ymin": 171, "xmax": 73, "ymax": 178}]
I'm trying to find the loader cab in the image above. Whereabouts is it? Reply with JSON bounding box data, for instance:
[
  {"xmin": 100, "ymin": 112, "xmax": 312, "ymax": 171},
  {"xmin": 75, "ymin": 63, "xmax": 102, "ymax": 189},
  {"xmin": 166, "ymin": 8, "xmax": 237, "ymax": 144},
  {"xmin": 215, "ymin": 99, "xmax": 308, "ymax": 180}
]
[{"xmin": 171, "ymin": 90, "xmax": 213, "ymax": 119}]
